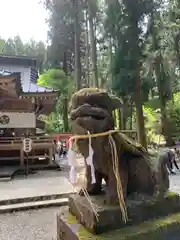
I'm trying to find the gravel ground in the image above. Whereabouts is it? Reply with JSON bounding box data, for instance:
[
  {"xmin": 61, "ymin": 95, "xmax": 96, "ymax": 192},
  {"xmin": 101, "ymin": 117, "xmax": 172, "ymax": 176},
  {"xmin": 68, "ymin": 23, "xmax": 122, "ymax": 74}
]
[
  {"xmin": 0, "ymin": 207, "xmax": 62, "ymax": 240},
  {"xmin": 0, "ymin": 159, "xmax": 84, "ymax": 240},
  {"xmin": 1, "ymin": 174, "xmax": 180, "ymax": 240}
]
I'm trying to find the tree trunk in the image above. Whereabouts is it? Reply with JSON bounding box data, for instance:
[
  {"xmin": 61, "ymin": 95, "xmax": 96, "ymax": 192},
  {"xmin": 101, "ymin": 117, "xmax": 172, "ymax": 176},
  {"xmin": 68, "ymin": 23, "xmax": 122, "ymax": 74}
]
[
  {"xmin": 109, "ymin": 37, "xmax": 113, "ymax": 89},
  {"xmin": 135, "ymin": 67, "xmax": 147, "ymax": 149},
  {"xmin": 151, "ymin": 12, "xmax": 173, "ymax": 146},
  {"xmin": 120, "ymin": 108, "xmax": 125, "ymax": 130},
  {"xmin": 73, "ymin": 0, "xmax": 82, "ymax": 90},
  {"xmin": 87, "ymin": 1, "xmax": 99, "ymax": 88},
  {"xmin": 84, "ymin": 8, "xmax": 90, "ymax": 86},
  {"xmin": 63, "ymin": 51, "xmax": 68, "ymax": 74},
  {"xmin": 120, "ymin": 104, "xmax": 126, "ymax": 130},
  {"xmin": 154, "ymin": 57, "xmax": 173, "ymax": 146},
  {"xmin": 129, "ymin": 102, "xmax": 133, "ymax": 130},
  {"xmin": 62, "ymin": 98, "xmax": 69, "ymax": 132}
]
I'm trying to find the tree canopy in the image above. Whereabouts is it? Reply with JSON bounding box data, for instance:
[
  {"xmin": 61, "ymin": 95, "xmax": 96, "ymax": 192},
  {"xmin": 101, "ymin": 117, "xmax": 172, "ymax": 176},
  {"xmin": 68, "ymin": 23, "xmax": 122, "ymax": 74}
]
[{"xmin": 0, "ymin": 36, "xmax": 46, "ymax": 72}]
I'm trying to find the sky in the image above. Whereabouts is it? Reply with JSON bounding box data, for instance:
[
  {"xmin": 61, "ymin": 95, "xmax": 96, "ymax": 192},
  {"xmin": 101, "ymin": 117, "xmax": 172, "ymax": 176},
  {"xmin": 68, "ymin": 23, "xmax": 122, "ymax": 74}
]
[{"xmin": 0, "ymin": 0, "xmax": 48, "ymax": 43}]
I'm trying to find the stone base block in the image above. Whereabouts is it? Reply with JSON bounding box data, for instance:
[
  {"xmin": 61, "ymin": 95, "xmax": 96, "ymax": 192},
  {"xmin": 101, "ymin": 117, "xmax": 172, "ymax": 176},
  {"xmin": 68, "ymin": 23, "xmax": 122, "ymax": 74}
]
[
  {"xmin": 57, "ymin": 208, "xmax": 91, "ymax": 240},
  {"xmin": 68, "ymin": 191, "xmax": 180, "ymax": 234},
  {"xmin": 57, "ymin": 208, "xmax": 180, "ymax": 240}
]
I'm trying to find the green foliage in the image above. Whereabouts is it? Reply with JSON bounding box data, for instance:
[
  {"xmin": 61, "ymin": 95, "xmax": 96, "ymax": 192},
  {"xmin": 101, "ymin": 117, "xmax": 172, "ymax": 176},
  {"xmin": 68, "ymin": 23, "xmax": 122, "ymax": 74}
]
[
  {"xmin": 105, "ymin": 0, "xmax": 154, "ymax": 99},
  {"xmin": 40, "ymin": 113, "xmax": 64, "ymax": 133},
  {"xmin": 38, "ymin": 68, "xmax": 75, "ymax": 95},
  {"xmin": 143, "ymin": 92, "xmax": 180, "ymax": 143},
  {"xmin": 2, "ymin": 0, "xmax": 180, "ymax": 143},
  {"xmin": 143, "ymin": 106, "xmax": 163, "ymax": 143},
  {"xmin": 0, "ymin": 36, "xmax": 46, "ymax": 72},
  {"xmin": 128, "ymin": 104, "xmax": 163, "ymax": 143},
  {"xmin": 38, "ymin": 69, "xmax": 75, "ymax": 133},
  {"xmin": 44, "ymin": 0, "xmax": 85, "ymax": 72},
  {"xmin": 144, "ymin": 97, "xmax": 161, "ymax": 110},
  {"xmin": 167, "ymin": 92, "xmax": 180, "ymax": 140},
  {"xmin": 143, "ymin": 98, "xmax": 162, "ymax": 142}
]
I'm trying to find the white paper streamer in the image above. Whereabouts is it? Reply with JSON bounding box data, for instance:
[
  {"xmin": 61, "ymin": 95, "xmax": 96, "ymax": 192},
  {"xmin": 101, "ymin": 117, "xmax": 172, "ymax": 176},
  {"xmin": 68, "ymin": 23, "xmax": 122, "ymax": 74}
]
[
  {"xmin": 68, "ymin": 140, "xmax": 78, "ymax": 166},
  {"xmin": 85, "ymin": 131, "xmax": 96, "ymax": 184},
  {"xmin": 90, "ymin": 164, "xmax": 96, "ymax": 184},
  {"xmin": 69, "ymin": 166, "xmax": 77, "ymax": 184},
  {"xmin": 68, "ymin": 140, "xmax": 78, "ymax": 184}
]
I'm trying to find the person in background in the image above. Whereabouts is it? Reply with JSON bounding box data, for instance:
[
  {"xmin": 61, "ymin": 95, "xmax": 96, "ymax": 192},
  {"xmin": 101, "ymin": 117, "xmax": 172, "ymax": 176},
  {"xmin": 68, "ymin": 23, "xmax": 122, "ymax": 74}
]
[
  {"xmin": 53, "ymin": 139, "xmax": 61, "ymax": 171},
  {"xmin": 53, "ymin": 140, "xmax": 57, "ymax": 161},
  {"xmin": 167, "ymin": 149, "xmax": 179, "ymax": 174},
  {"xmin": 174, "ymin": 147, "xmax": 180, "ymax": 161},
  {"xmin": 59, "ymin": 141, "xmax": 64, "ymax": 158},
  {"xmin": 158, "ymin": 149, "xmax": 179, "ymax": 175},
  {"xmin": 62, "ymin": 141, "xmax": 67, "ymax": 158}
]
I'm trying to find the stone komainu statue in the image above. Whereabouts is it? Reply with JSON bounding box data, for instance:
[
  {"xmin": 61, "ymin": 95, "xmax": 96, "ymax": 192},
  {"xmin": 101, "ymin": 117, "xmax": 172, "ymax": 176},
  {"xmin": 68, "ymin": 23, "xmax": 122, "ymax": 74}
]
[{"xmin": 69, "ymin": 88, "xmax": 169, "ymax": 205}]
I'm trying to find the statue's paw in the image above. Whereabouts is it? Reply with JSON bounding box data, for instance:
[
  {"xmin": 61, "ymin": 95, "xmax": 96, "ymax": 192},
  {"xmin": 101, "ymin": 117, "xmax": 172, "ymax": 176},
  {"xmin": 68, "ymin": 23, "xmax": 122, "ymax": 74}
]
[
  {"xmin": 105, "ymin": 193, "xmax": 119, "ymax": 205},
  {"xmin": 78, "ymin": 185, "xmax": 103, "ymax": 196}
]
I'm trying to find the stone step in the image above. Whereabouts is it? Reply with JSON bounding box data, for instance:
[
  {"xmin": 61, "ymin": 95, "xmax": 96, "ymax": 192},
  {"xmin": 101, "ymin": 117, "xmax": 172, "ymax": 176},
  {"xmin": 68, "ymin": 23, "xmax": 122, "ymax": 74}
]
[
  {"xmin": 0, "ymin": 198, "xmax": 68, "ymax": 213},
  {"xmin": 0, "ymin": 193, "xmax": 73, "ymax": 206},
  {"xmin": 0, "ymin": 177, "xmax": 11, "ymax": 182}
]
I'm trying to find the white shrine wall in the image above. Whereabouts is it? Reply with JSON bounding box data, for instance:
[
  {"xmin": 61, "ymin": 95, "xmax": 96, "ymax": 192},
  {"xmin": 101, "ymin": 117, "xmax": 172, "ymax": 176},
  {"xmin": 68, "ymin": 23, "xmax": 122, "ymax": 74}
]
[
  {"xmin": 0, "ymin": 64, "xmax": 31, "ymax": 90},
  {"xmin": 0, "ymin": 112, "xmax": 36, "ymax": 128}
]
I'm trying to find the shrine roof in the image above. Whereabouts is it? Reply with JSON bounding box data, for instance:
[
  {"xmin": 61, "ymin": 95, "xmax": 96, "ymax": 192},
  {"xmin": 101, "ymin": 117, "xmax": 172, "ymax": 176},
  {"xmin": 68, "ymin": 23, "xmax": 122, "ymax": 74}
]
[
  {"xmin": 0, "ymin": 70, "xmax": 57, "ymax": 97},
  {"xmin": 22, "ymin": 82, "xmax": 54, "ymax": 93},
  {"xmin": 0, "ymin": 71, "xmax": 58, "ymax": 114},
  {"xmin": 0, "ymin": 54, "xmax": 37, "ymax": 67}
]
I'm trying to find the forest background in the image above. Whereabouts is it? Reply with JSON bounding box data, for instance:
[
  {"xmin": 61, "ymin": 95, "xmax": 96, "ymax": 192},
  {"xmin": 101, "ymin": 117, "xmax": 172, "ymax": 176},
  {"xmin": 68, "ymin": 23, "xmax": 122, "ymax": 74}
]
[{"xmin": 1, "ymin": 0, "xmax": 180, "ymax": 148}]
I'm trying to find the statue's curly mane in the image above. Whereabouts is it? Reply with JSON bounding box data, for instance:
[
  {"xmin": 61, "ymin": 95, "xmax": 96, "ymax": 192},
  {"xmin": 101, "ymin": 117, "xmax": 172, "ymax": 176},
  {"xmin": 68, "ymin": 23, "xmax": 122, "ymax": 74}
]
[{"xmin": 69, "ymin": 88, "xmax": 122, "ymax": 112}]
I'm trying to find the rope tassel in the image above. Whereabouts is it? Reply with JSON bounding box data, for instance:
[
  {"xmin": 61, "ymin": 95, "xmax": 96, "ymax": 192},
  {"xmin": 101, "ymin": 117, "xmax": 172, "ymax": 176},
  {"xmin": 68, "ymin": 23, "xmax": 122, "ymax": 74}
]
[{"xmin": 109, "ymin": 135, "xmax": 128, "ymax": 222}]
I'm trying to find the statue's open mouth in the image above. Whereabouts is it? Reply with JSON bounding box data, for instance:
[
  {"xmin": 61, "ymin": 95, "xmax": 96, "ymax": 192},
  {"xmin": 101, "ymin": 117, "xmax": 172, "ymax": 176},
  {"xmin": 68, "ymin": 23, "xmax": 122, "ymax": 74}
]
[
  {"xmin": 70, "ymin": 104, "xmax": 113, "ymax": 132},
  {"xmin": 72, "ymin": 112, "xmax": 106, "ymax": 121},
  {"xmin": 70, "ymin": 104, "xmax": 109, "ymax": 121}
]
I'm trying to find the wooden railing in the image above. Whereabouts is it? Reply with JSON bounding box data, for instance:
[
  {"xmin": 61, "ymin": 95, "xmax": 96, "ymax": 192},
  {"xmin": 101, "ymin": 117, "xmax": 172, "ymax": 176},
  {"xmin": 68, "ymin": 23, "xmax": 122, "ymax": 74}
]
[
  {"xmin": 0, "ymin": 135, "xmax": 55, "ymax": 165},
  {"xmin": 0, "ymin": 131, "xmax": 137, "ymax": 147},
  {"xmin": 0, "ymin": 131, "xmax": 138, "ymax": 165},
  {"xmin": 0, "ymin": 136, "xmax": 54, "ymax": 150}
]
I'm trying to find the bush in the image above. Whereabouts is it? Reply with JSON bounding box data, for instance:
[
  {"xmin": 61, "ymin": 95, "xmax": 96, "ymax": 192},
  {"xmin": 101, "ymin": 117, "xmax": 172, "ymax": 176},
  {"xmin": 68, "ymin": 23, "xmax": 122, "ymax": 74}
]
[
  {"xmin": 167, "ymin": 92, "xmax": 180, "ymax": 141},
  {"xmin": 143, "ymin": 106, "xmax": 164, "ymax": 144}
]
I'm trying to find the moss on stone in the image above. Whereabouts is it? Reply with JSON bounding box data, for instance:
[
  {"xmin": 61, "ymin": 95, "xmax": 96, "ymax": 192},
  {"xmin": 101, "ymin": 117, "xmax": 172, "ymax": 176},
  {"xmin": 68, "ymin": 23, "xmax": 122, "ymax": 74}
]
[
  {"xmin": 167, "ymin": 191, "xmax": 178, "ymax": 197},
  {"xmin": 67, "ymin": 191, "xmax": 180, "ymax": 235},
  {"xmin": 57, "ymin": 206, "xmax": 180, "ymax": 240},
  {"xmin": 77, "ymin": 212, "xmax": 180, "ymax": 239}
]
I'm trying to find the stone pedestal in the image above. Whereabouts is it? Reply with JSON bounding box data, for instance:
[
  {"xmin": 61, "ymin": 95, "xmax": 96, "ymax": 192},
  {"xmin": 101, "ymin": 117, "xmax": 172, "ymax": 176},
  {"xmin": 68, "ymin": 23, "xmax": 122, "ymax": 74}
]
[
  {"xmin": 68, "ymin": 192, "xmax": 180, "ymax": 234},
  {"xmin": 57, "ymin": 208, "xmax": 180, "ymax": 240},
  {"xmin": 57, "ymin": 192, "xmax": 180, "ymax": 239},
  {"xmin": 57, "ymin": 209, "xmax": 92, "ymax": 240}
]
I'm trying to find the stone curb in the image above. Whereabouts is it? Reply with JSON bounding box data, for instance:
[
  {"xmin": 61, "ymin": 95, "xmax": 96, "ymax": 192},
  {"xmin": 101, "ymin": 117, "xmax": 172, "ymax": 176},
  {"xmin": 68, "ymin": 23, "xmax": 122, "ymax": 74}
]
[
  {"xmin": 0, "ymin": 192, "xmax": 74, "ymax": 206},
  {"xmin": 0, "ymin": 198, "xmax": 69, "ymax": 214}
]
